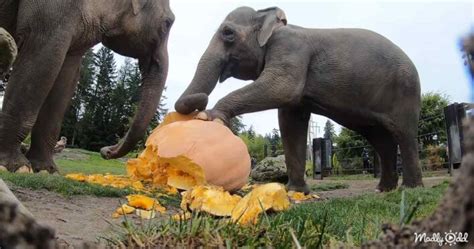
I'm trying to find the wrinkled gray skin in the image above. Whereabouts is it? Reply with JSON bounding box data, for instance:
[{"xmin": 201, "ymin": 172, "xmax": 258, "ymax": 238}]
[
  {"xmin": 175, "ymin": 6, "xmax": 423, "ymax": 193},
  {"xmin": 0, "ymin": 0, "xmax": 174, "ymax": 173}
]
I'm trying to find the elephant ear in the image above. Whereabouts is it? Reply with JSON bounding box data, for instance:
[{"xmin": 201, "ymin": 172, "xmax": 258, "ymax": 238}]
[
  {"xmin": 257, "ymin": 7, "xmax": 287, "ymax": 47},
  {"xmin": 132, "ymin": 0, "xmax": 147, "ymax": 15}
]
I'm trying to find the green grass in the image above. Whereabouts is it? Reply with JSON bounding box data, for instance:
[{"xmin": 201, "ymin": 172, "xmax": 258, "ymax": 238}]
[
  {"xmin": 0, "ymin": 171, "xmax": 132, "ymax": 197},
  {"xmin": 311, "ymin": 182, "xmax": 350, "ymax": 192},
  {"xmin": 0, "ymin": 149, "xmax": 130, "ymax": 197},
  {"xmin": 103, "ymin": 181, "xmax": 450, "ymax": 248},
  {"xmin": 56, "ymin": 149, "xmax": 126, "ymax": 175}
]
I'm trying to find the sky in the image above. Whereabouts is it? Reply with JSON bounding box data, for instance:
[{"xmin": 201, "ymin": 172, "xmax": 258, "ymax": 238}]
[{"xmin": 114, "ymin": 0, "xmax": 473, "ymax": 136}]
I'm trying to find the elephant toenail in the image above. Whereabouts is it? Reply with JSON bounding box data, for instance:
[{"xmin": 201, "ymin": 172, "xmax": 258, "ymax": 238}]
[
  {"xmin": 15, "ymin": 166, "xmax": 32, "ymax": 174},
  {"xmin": 195, "ymin": 112, "xmax": 208, "ymax": 120},
  {"xmin": 0, "ymin": 166, "xmax": 7, "ymax": 172},
  {"xmin": 38, "ymin": 170, "xmax": 49, "ymax": 174},
  {"xmin": 213, "ymin": 118, "xmax": 224, "ymax": 125}
]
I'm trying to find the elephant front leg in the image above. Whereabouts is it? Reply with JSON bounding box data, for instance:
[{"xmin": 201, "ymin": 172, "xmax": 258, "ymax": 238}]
[
  {"xmin": 279, "ymin": 107, "xmax": 311, "ymax": 194},
  {"xmin": 26, "ymin": 55, "xmax": 82, "ymax": 173},
  {"xmin": 0, "ymin": 34, "xmax": 70, "ymax": 172},
  {"xmin": 195, "ymin": 65, "xmax": 307, "ymax": 124}
]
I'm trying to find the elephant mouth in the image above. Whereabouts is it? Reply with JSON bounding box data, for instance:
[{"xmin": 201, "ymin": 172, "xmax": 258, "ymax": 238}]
[{"xmin": 219, "ymin": 56, "xmax": 239, "ymax": 83}]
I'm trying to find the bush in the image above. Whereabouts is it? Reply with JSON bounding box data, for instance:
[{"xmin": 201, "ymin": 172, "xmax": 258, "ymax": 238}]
[{"xmin": 422, "ymin": 145, "xmax": 447, "ymax": 170}]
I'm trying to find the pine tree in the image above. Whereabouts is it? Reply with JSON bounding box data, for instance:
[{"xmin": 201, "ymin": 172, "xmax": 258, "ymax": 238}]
[
  {"xmin": 323, "ymin": 120, "xmax": 335, "ymax": 140},
  {"xmin": 229, "ymin": 115, "xmax": 245, "ymax": 135},
  {"xmin": 79, "ymin": 47, "xmax": 117, "ymax": 150}
]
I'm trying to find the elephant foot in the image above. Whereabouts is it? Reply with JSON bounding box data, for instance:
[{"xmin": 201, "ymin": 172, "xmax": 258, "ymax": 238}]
[
  {"xmin": 376, "ymin": 180, "xmax": 398, "ymax": 192},
  {"xmin": 28, "ymin": 157, "xmax": 58, "ymax": 174},
  {"xmin": 0, "ymin": 151, "xmax": 33, "ymax": 173},
  {"xmin": 401, "ymin": 179, "xmax": 424, "ymax": 188},
  {"xmin": 286, "ymin": 181, "xmax": 310, "ymax": 195}
]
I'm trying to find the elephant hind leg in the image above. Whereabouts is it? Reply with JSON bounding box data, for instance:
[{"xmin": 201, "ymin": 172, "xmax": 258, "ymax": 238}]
[
  {"xmin": 362, "ymin": 127, "xmax": 399, "ymax": 192},
  {"xmin": 26, "ymin": 55, "xmax": 83, "ymax": 173},
  {"xmin": 278, "ymin": 106, "xmax": 311, "ymax": 194},
  {"xmin": 395, "ymin": 130, "xmax": 423, "ymax": 188}
]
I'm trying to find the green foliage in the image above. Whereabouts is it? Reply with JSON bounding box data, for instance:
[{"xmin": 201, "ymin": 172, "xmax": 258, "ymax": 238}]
[
  {"xmin": 60, "ymin": 48, "xmax": 167, "ymax": 152},
  {"xmin": 55, "ymin": 149, "xmax": 126, "ymax": 175},
  {"xmin": 240, "ymin": 132, "xmax": 269, "ymax": 161},
  {"xmin": 229, "ymin": 115, "xmax": 246, "ymax": 135},
  {"xmin": 103, "ymin": 181, "xmax": 449, "ymax": 248},
  {"xmin": 333, "ymin": 128, "xmax": 370, "ymax": 169},
  {"xmin": 0, "ymin": 171, "xmax": 131, "ymax": 197},
  {"xmin": 240, "ymin": 127, "xmax": 284, "ymax": 161},
  {"xmin": 418, "ymin": 92, "xmax": 449, "ymax": 147},
  {"xmin": 266, "ymin": 128, "xmax": 283, "ymax": 156},
  {"xmin": 332, "ymin": 154, "xmax": 342, "ymax": 175}
]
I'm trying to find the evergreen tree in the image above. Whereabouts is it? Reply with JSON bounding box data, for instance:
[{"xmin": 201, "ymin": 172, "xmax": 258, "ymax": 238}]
[
  {"xmin": 247, "ymin": 125, "xmax": 256, "ymax": 140},
  {"xmin": 79, "ymin": 47, "xmax": 117, "ymax": 150},
  {"xmin": 323, "ymin": 120, "xmax": 335, "ymax": 140},
  {"xmin": 229, "ymin": 115, "xmax": 245, "ymax": 135}
]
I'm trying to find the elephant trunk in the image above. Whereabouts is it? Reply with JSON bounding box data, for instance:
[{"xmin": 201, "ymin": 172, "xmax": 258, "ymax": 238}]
[
  {"xmin": 174, "ymin": 41, "xmax": 224, "ymax": 114},
  {"xmin": 100, "ymin": 44, "xmax": 169, "ymax": 160}
]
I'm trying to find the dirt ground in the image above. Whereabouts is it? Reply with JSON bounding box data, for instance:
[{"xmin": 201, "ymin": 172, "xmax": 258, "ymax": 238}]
[
  {"xmin": 8, "ymin": 176, "xmax": 450, "ymax": 246},
  {"xmin": 308, "ymin": 175, "xmax": 450, "ymax": 199}
]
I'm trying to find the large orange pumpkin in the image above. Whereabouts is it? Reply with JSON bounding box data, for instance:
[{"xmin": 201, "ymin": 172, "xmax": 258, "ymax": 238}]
[{"xmin": 127, "ymin": 112, "xmax": 251, "ymax": 191}]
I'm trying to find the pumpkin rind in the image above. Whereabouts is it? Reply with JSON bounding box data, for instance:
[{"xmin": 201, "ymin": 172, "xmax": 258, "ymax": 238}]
[
  {"xmin": 231, "ymin": 183, "xmax": 290, "ymax": 225},
  {"xmin": 180, "ymin": 185, "xmax": 242, "ymax": 216},
  {"xmin": 127, "ymin": 113, "xmax": 251, "ymax": 191}
]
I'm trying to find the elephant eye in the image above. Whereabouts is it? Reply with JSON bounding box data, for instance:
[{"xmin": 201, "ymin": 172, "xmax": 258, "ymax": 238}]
[{"xmin": 221, "ymin": 27, "xmax": 235, "ymax": 43}]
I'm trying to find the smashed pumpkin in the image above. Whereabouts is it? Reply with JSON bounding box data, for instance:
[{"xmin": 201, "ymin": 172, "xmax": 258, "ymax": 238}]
[
  {"xmin": 126, "ymin": 194, "xmax": 163, "ymax": 211},
  {"xmin": 112, "ymin": 204, "xmax": 136, "ymax": 218},
  {"xmin": 180, "ymin": 185, "xmax": 242, "ymax": 216},
  {"xmin": 287, "ymin": 191, "xmax": 320, "ymax": 203},
  {"xmin": 127, "ymin": 112, "xmax": 251, "ymax": 191},
  {"xmin": 231, "ymin": 183, "xmax": 290, "ymax": 225}
]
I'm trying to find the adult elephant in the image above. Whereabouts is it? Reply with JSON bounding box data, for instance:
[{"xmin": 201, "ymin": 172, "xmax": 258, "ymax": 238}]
[
  {"xmin": 175, "ymin": 6, "xmax": 423, "ymax": 193},
  {"xmin": 0, "ymin": 0, "xmax": 174, "ymax": 173}
]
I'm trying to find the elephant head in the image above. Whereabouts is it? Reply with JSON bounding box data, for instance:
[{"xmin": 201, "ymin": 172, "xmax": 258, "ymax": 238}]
[
  {"xmin": 174, "ymin": 7, "xmax": 287, "ymax": 114},
  {"xmin": 100, "ymin": 0, "xmax": 174, "ymax": 159}
]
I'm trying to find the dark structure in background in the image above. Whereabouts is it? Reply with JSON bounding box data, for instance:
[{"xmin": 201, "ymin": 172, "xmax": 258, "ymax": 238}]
[
  {"xmin": 312, "ymin": 138, "xmax": 332, "ymax": 179},
  {"xmin": 444, "ymin": 102, "xmax": 474, "ymax": 174}
]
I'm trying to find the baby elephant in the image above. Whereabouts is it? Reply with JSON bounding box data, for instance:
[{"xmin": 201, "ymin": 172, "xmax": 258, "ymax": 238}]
[{"xmin": 175, "ymin": 6, "xmax": 423, "ymax": 193}]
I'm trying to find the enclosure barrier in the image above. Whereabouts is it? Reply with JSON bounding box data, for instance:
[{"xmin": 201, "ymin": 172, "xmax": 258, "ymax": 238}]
[{"xmin": 312, "ymin": 103, "xmax": 472, "ymax": 177}]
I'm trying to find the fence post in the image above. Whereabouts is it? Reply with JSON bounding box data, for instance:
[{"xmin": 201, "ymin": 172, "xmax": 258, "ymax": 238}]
[
  {"xmin": 444, "ymin": 103, "xmax": 473, "ymax": 174},
  {"xmin": 313, "ymin": 138, "xmax": 322, "ymax": 180},
  {"xmin": 313, "ymin": 138, "xmax": 332, "ymax": 179}
]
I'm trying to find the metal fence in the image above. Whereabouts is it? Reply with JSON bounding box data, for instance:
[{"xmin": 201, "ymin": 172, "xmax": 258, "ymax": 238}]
[{"xmin": 312, "ymin": 105, "xmax": 465, "ymax": 177}]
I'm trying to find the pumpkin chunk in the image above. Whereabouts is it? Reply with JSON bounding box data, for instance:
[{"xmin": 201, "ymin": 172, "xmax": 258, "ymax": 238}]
[
  {"xmin": 112, "ymin": 204, "xmax": 136, "ymax": 218},
  {"xmin": 136, "ymin": 209, "xmax": 156, "ymax": 220},
  {"xmin": 126, "ymin": 194, "xmax": 162, "ymax": 211},
  {"xmin": 231, "ymin": 183, "xmax": 290, "ymax": 225},
  {"xmin": 180, "ymin": 185, "xmax": 242, "ymax": 217},
  {"xmin": 172, "ymin": 212, "xmax": 192, "ymax": 221}
]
